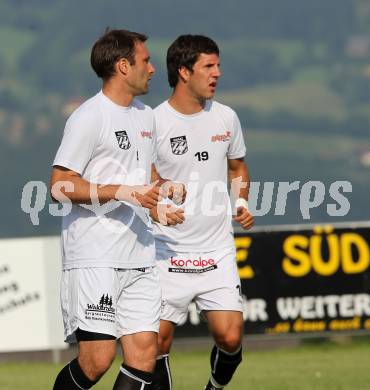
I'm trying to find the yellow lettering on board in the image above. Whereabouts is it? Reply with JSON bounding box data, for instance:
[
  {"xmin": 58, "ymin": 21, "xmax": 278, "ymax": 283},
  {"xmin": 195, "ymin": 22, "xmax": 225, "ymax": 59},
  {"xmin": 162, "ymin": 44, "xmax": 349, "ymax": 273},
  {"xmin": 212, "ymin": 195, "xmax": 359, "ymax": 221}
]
[
  {"xmin": 266, "ymin": 322, "xmax": 290, "ymax": 334},
  {"xmin": 310, "ymin": 230, "xmax": 340, "ymax": 276},
  {"xmin": 363, "ymin": 319, "xmax": 370, "ymax": 329},
  {"xmin": 282, "ymin": 235, "xmax": 311, "ymax": 277},
  {"xmin": 293, "ymin": 319, "xmax": 326, "ymax": 332},
  {"xmin": 235, "ymin": 236, "xmax": 254, "ymax": 279},
  {"xmin": 341, "ymin": 233, "xmax": 370, "ymax": 274},
  {"xmin": 329, "ymin": 317, "xmax": 361, "ymax": 331}
]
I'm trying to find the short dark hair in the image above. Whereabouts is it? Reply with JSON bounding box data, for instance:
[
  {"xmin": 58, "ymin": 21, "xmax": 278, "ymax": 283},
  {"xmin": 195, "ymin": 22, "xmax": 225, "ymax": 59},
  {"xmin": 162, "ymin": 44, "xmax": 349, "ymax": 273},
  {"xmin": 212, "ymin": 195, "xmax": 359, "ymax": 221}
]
[
  {"xmin": 166, "ymin": 35, "xmax": 219, "ymax": 88},
  {"xmin": 90, "ymin": 29, "xmax": 147, "ymax": 80}
]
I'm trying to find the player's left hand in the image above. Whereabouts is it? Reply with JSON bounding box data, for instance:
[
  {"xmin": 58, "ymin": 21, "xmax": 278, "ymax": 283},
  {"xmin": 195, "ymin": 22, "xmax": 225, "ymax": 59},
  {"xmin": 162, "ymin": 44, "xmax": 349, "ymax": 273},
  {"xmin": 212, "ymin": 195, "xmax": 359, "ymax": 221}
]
[{"xmin": 234, "ymin": 206, "xmax": 254, "ymax": 230}]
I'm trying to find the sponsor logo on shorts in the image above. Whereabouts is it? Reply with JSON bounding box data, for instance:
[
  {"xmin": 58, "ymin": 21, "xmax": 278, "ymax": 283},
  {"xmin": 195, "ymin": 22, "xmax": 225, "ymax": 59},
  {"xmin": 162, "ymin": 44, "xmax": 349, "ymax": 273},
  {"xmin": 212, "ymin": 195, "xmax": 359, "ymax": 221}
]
[
  {"xmin": 169, "ymin": 265, "xmax": 217, "ymax": 273},
  {"xmin": 85, "ymin": 294, "xmax": 115, "ymax": 323},
  {"xmin": 168, "ymin": 256, "xmax": 218, "ymax": 273}
]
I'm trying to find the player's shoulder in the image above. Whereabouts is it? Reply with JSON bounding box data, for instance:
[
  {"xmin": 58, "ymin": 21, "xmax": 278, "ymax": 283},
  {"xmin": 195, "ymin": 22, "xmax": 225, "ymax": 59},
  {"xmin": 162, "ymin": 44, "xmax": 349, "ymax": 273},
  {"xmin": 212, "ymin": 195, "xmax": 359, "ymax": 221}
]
[
  {"xmin": 208, "ymin": 100, "xmax": 237, "ymax": 118},
  {"xmin": 66, "ymin": 92, "xmax": 103, "ymax": 127},
  {"xmin": 132, "ymin": 98, "xmax": 154, "ymax": 122},
  {"xmin": 153, "ymin": 101, "xmax": 173, "ymax": 132},
  {"xmin": 153, "ymin": 100, "xmax": 169, "ymax": 115}
]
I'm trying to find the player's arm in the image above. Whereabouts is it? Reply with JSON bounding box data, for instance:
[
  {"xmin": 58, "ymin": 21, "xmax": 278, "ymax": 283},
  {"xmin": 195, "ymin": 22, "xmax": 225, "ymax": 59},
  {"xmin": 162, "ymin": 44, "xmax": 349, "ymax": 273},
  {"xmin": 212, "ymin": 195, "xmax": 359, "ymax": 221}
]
[
  {"xmin": 50, "ymin": 165, "xmax": 162, "ymax": 209},
  {"xmin": 228, "ymin": 158, "xmax": 254, "ymax": 230},
  {"xmin": 49, "ymin": 110, "xmax": 161, "ymax": 208}
]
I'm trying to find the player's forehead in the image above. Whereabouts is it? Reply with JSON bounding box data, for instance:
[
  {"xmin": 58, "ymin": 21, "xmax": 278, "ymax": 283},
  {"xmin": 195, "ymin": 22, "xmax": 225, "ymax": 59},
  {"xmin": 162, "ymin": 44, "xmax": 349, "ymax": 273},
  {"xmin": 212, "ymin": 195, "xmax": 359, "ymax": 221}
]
[{"xmin": 194, "ymin": 52, "xmax": 220, "ymax": 66}]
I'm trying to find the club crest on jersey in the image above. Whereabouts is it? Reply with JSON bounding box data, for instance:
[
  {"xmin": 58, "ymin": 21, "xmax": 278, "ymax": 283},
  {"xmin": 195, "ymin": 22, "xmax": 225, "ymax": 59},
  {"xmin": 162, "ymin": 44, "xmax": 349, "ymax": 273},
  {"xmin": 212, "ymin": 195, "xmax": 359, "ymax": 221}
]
[
  {"xmin": 115, "ymin": 130, "xmax": 131, "ymax": 150},
  {"xmin": 170, "ymin": 135, "xmax": 188, "ymax": 155}
]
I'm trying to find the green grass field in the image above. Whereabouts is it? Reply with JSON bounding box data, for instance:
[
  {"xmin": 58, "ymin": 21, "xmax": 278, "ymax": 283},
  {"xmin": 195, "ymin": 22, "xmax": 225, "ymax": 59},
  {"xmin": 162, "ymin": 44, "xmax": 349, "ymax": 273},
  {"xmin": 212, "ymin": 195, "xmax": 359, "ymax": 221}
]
[{"xmin": 1, "ymin": 340, "xmax": 370, "ymax": 389}]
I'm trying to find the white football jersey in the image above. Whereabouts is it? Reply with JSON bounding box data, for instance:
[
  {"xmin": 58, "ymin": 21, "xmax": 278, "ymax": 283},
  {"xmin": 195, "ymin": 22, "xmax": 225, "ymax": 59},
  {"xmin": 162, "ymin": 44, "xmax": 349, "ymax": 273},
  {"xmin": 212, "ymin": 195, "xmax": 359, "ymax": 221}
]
[
  {"xmin": 53, "ymin": 91, "xmax": 156, "ymax": 269},
  {"xmin": 153, "ymin": 100, "xmax": 246, "ymax": 252}
]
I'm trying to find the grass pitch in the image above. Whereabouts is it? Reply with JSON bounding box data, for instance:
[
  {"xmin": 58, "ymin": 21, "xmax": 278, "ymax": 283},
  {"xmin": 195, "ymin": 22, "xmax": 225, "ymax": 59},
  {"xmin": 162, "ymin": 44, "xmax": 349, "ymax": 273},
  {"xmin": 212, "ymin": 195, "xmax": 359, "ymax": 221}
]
[{"xmin": 1, "ymin": 340, "xmax": 370, "ymax": 389}]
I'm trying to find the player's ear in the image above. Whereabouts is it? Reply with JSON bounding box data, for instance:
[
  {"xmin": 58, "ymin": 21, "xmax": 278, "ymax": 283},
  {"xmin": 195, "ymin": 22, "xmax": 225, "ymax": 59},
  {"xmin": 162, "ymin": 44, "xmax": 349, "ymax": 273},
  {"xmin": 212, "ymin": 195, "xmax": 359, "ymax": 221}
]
[
  {"xmin": 178, "ymin": 66, "xmax": 191, "ymax": 82},
  {"xmin": 116, "ymin": 58, "xmax": 130, "ymax": 76}
]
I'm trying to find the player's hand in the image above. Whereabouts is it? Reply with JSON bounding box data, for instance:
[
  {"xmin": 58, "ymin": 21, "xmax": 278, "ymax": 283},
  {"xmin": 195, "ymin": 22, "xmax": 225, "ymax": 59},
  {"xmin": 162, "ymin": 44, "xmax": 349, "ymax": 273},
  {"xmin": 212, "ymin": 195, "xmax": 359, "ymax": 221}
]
[
  {"xmin": 116, "ymin": 184, "xmax": 164, "ymax": 209},
  {"xmin": 150, "ymin": 204, "xmax": 185, "ymax": 226},
  {"xmin": 157, "ymin": 180, "xmax": 186, "ymax": 205},
  {"xmin": 233, "ymin": 206, "xmax": 254, "ymax": 230},
  {"xmin": 159, "ymin": 180, "xmax": 187, "ymax": 205}
]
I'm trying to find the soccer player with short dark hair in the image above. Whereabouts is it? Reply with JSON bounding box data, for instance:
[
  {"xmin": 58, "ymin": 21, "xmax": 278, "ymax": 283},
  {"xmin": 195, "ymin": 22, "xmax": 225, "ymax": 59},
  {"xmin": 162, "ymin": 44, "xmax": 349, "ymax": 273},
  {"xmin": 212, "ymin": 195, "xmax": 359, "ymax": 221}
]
[
  {"xmin": 50, "ymin": 29, "xmax": 184, "ymax": 390},
  {"xmin": 150, "ymin": 35, "xmax": 254, "ymax": 390}
]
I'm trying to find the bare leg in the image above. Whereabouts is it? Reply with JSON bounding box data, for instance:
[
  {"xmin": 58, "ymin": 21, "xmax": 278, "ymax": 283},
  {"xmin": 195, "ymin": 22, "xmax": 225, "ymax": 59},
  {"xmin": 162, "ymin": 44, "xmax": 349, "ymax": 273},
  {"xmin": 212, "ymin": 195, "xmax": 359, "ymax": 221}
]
[
  {"xmin": 205, "ymin": 311, "xmax": 244, "ymax": 389},
  {"xmin": 113, "ymin": 331, "xmax": 158, "ymax": 389},
  {"xmin": 53, "ymin": 340, "xmax": 116, "ymax": 389}
]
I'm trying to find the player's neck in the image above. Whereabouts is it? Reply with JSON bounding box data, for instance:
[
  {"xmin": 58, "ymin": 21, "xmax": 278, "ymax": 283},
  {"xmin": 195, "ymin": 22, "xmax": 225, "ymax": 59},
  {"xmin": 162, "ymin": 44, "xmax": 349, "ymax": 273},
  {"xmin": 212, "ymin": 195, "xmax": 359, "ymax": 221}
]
[
  {"xmin": 169, "ymin": 88, "xmax": 206, "ymax": 115},
  {"xmin": 102, "ymin": 79, "xmax": 134, "ymax": 108}
]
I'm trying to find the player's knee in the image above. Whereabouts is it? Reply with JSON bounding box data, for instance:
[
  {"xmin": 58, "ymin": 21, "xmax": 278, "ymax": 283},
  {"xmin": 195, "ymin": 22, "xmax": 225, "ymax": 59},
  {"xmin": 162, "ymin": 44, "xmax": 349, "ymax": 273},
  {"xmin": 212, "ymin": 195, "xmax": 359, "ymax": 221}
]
[
  {"xmin": 90, "ymin": 356, "xmax": 114, "ymax": 379},
  {"xmin": 131, "ymin": 341, "xmax": 158, "ymax": 372},
  {"xmin": 215, "ymin": 331, "xmax": 242, "ymax": 353},
  {"xmin": 80, "ymin": 352, "xmax": 115, "ymax": 380}
]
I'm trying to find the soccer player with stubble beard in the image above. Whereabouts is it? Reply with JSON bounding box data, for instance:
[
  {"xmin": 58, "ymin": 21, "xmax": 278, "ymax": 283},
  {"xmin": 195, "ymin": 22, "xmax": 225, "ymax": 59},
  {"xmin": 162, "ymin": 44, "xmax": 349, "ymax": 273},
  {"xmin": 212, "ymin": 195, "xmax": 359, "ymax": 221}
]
[
  {"xmin": 50, "ymin": 29, "xmax": 185, "ymax": 390},
  {"xmin": 149, "ymin": 35, "xmax": 254, "ymax": 390}
]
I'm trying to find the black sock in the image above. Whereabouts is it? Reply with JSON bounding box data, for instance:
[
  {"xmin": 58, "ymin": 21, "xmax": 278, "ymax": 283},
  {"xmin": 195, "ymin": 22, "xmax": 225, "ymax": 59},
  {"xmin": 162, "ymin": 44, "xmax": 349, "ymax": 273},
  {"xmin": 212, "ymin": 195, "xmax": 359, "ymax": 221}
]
[
  {"xmin": 53, "ymin": 358, "xmax": 98, "ymax": 389},
  {"xmin": 113, "ymin": 364, "xmax": 153, "ymax": 390},
  {"xmin": 150, "ymin": 355, "xmax": 172, "ymax": 390},
  {"xmin": 209, "ymin": 345, "xmax": 243, "ymax": 387}
]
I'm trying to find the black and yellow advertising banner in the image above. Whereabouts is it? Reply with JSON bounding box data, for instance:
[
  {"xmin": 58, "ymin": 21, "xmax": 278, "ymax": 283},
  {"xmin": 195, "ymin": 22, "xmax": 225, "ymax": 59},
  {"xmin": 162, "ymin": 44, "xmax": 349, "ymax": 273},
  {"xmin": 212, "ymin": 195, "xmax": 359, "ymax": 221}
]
[{"xmin": 176, "ymin": 224, "xmax": 370, "ymax": 337}]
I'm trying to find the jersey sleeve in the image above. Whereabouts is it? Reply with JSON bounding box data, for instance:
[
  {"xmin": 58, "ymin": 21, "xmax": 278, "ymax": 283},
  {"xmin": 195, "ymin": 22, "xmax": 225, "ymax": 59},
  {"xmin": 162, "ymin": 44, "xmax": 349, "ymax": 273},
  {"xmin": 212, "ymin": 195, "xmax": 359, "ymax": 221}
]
[
  {"xmin": 53, "ymin": 109, "xmax": 101, "ymax": 175},
  {"xmin": 227, "ymin": 110, "xmax": 246, "ymax": 159}
]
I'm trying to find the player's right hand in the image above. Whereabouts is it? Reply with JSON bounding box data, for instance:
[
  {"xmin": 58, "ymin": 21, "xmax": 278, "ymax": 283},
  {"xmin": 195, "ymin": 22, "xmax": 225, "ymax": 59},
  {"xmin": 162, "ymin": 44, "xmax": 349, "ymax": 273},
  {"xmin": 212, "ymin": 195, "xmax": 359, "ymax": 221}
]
[
  {"xmin": 116, "ymin": 184, "xmax": 164, "ymax": 209},
  {"xmin": 234, "ymin": 206, "xmax": 254, "ymax": 230},
  {"xmin": 150, "ymin": 204, "xmax": 185, "ymax": 226}
]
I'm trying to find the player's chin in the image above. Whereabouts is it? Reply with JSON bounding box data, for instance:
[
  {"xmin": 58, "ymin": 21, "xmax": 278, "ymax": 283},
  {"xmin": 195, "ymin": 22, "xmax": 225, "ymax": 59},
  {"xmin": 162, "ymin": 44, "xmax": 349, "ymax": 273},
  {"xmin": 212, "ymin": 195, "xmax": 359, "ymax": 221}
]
[
  {"xmin": 140, "ymin": 86, "xmax": 149, "ymax": 95},
  {"xmin": 205, "ymin": 91, "xmax": 215, "ymax": 100},
  {"xmin": 137, "ymin": 83, "xmax": 149, "ymax": 95}
]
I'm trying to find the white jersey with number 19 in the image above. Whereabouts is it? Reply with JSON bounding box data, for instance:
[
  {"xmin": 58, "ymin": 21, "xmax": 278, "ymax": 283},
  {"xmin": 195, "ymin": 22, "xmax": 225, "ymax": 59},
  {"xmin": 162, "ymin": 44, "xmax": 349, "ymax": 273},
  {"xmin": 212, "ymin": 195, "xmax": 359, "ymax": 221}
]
[{"xmin": 153, "ymin": 100, "xmax": 246, "ymax": 253}]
